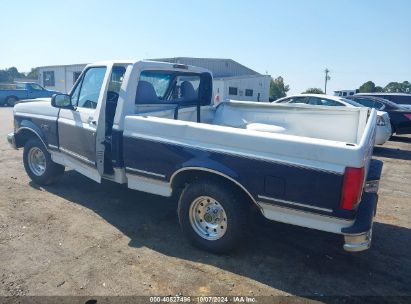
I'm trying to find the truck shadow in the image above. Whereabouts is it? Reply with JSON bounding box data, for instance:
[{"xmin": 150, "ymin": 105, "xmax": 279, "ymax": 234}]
[
  {"xmin": 35, "ymin": 171, "xmax": 411, "ymax": 298},
  {"xmin": 389, "ymin": 135, "xmax": 411, "ymax": 144},
  {"xmin": 373, "ymin": 146, "xmax": 411, "ymax": 161}
]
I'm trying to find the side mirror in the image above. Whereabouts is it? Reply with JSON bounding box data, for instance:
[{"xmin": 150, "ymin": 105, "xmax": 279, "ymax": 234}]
[{"xmin": 51, "ymin": 94, "xmax": 74, "ymax": 109}]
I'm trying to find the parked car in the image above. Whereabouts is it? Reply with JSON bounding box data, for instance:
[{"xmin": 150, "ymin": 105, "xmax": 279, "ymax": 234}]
[
  {"xmin": 7, "ymin": 60, "xmax": 382, "ymax": 253},
  {"xmin": 346, "ymin": 95, "xmax": 411, "ymax": 135},
  {"xmin": 273, "ymin": 94, "xmax": 392, "ymax": 145},
  {"xmin": 0, "ymin": 82, "xmax": 60, "ymax": 106},
  {"xmin": 355, "ymin": 93, "xmax": 411, "ymax": 109}
]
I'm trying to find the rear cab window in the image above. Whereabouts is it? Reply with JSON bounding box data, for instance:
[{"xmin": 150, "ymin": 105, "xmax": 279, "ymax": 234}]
[{"xmin": 135, "ymin": 71, "xmax": 205, "ymax": 105}]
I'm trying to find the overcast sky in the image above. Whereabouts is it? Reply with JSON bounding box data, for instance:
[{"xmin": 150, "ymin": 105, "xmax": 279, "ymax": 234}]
[{"xmin": 0, "ymin": 0, "xmax": 410, "ymax": 94}]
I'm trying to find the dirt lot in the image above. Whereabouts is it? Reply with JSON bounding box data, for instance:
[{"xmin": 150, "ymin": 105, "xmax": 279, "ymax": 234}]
[{"xmin": 0, "ymin": 107, "xmax": 410, "ymax": 299}]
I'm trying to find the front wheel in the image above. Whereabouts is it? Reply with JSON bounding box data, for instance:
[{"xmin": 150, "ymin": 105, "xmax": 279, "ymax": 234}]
[
  {"xmin": 23, "ymin": 138, "xmax": 65, "ymax": 185},
  {"xmin": 177, "ymin": 180, "xmax": 248, "ymax": 253}
]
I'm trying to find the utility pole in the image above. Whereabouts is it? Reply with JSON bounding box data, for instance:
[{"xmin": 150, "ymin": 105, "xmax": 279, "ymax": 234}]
[{"xmin": 324, "ymin": 68, "xmax": 331, "ymax": 94}]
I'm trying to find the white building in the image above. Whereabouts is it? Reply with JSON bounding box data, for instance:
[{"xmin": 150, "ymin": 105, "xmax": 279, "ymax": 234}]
[
  {"xmin": 37, "ymin": 57, "xmax": 271, "ymax": 103},
  {"xmin": 334, "ymin": 89, "xmax": 358, "ymax": 97},
  {"xmin": 38, "ymin": 63, "xmax": 87, "ymax": 93}
]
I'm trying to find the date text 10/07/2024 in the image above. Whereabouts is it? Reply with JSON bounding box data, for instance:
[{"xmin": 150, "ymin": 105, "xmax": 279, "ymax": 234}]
[{"xmin": 149, "ymin": 296, "xmax": 257, "ymax": 303}]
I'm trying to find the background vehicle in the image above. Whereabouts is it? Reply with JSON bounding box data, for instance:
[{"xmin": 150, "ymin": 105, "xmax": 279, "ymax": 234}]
[
  {"xmin": 0, "ymin": 82, "xmax": 60, "ymax": 106},
  {"xmin": 7, "ymin": 60, "xmax": 382, "ymax": 253},
  {"xmin": 273, "ymin": 94, "xmax": 392, "ymax": 145},
  {"xmin": 347, "ymin": 95, "xmax": 411, "ymax": 135},
  {"xmin": 355, "ymin": 93, "xmax": 411, "ymax": 109}
]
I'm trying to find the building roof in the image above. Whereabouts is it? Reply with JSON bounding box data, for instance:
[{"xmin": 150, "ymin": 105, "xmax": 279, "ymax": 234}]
[
  {"xmin": 37, "ymin": 57, "xmax": 265, "ymax": 79},
  {"xmin": 356, "ymin": 92, "xmax": 411, "ymax": 96},
  {"xmin": 38, "ymin": 63, "xmax": 88, "ymax": 69},
  {"xmin": 149, "ymin": 57, "xmax": 261, "ymax": 78}
]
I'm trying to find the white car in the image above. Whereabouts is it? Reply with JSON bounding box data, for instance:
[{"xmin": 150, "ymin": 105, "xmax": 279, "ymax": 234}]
[{"xmin": 274, "ymin": 94, "xmax": 392, "ymax": 145}]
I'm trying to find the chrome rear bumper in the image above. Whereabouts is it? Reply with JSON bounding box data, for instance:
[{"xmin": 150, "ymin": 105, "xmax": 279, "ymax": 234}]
[{"xmin": 343, "ymin": 230, "xmax": 372, "ymax": 252}]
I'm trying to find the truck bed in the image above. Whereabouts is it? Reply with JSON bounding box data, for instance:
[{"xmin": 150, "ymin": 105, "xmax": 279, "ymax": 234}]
[{"xmin": 128, "ymin": 101, "xmax": 375, "ymax": 172}]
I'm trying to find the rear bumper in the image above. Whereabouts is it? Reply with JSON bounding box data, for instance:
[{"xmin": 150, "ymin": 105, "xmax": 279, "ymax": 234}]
[
  {"xmin": 375, "ymin": 125, "xmax": 391, "ymax": 145},
  {"xmin": 341, "ymin": 159, "xmax": 383, "ymax": 252},
  {"xmin": 6, "ymin": 132, "xmax": 17, "ymax": 149},
  {"xmin": 342, "ymin": 193, "xmax": 377, "ymax": 252}
]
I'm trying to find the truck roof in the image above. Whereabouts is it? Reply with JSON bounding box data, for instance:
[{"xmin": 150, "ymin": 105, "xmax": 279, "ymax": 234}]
[{"xmin": 85, "ymin": 60, "xmax": 212, "ymax": 75}]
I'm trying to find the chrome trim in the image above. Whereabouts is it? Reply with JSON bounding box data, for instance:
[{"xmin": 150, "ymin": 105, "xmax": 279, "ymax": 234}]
[
  {"xmin": 257, "ymin": 201, "xmax": 353, "ymax": 234},
  {"xmin": 125, "ymin": 167, "xmax": 166, "ymax": 178},
  {"xmin": 343, "ymin": 230, "xmax": 372, "ymax": 252},
  {"xmin": 170, "ymin": 167, "xmax": 259, "ymax": 207},
  {"xmin": 59, "ymin": 147, "xmax": 95, "ymax": 166},
  {"xmin": 364, "ymin": 180, "xmax": 379, "ymax": 193},
  {"xmin": 6, "ymin": 132, "xmax": 17, "ymax": 149},
  {"xmin": 123, "ymin": 133, "xmax": 343, "ymax": 175},
  {"xmin": 257, "ymin": 195, "xmax": 333, "ymax": 213},
  {"xmin": 48, "ymin": 144, "xmax": 58, "ymax": 149},
  {"xmin": 16, "ymin": 127, "xmax": 48, "ymax": 149},
  {"xmin": 14, "ymin": 112, "xmax": 56, "ymax": 121}
]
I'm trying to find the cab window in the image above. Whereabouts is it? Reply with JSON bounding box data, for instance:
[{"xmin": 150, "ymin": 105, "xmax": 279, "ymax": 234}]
[
  {"xmin": 278, "ymin": 97, "xmax": 306, "ymax": 104},
  {"xmin": 28, "ymin": 84, "xmax": 44, "ymax": 91},
  {"xmin": 307, "ymin": 97, "xmax": 343, "ymax": 106},
  {"xmin": 71, "ymin": 67, "xmax": 107, "ymax": 109}
]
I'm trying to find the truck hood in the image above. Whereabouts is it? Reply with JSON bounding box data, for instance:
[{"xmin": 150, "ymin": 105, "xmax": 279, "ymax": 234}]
[
  {"xmin": 16, "ymin": 97, "xmax": 52, "ymax": 104},
  {"xmin": 14, "ymin": 99, "xmax": 59, "ymax": 117}
]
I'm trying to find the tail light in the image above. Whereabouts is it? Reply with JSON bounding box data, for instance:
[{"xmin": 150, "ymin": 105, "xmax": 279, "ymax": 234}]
[
  {"xmin": 404, "ymin": 114, "xmax": 411, "ymax": 120},
  {"xmin": 376, "ymin": 115, "xmax": 386, "ymax": 126},
  {"xmin": 340, "ymin": 167, "xmax": 365, "ymax": 210}
]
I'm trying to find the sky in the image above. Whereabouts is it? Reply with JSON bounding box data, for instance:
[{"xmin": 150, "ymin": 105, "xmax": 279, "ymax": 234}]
[{"xmin": 0, "ymin": 0, "xmax": 410, "ymax": 94}]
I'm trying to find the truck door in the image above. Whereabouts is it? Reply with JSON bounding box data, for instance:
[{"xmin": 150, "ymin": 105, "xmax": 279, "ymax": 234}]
[
  {"xmin": 57, "ymin": 67, "xmax": 107, "ymax": 182},
  {"xmin": 95, "ymin": 66, "xmax": 126, "ymax": 176}
]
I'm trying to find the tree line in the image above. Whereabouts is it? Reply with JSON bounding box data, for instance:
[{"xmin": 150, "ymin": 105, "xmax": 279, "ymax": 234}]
[
  {"xmin": 0, "ymin": 67, "xmax": 38, "ymax": 83},
  {"xmin": 270, "ymin": 77, "xmax": 411, "ymax": 100}
]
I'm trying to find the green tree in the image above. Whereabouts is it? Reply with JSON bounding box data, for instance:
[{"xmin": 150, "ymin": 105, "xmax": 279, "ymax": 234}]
[
  {"xmin": 375, "ymin": 86, "xmax": 384, "ymax": 92},
  {"xmin": 26, "ymin": 67, "xmax": 39, "ymax": 80},
  {"xmin": 0, "ymin": 67, "xmax": 25, "ymax": 83},
  {"xmin": 270, "ymin": 76, "xmax": 290, "ymax": 100},
  {"xmin": 384, "ymin": 81, "xmax": 411, "ymax": 93},
  {"xmin": 358, "ymin": 81, "xmax": 377, "ymax": 93},
  {"xmin": 302, "ymin": 88, "xmax": 324, "ymax": 94}
]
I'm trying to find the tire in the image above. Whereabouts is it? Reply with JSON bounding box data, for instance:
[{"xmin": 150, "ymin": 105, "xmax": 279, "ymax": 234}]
[
  {"xmin": 6, "ymin": 96, "xmax": 18, "ymax": 107},
  {"xmin": 23, "ymin": 137, "xmax": 65, "ymax": 185},
  {"xmin": 177, "ymin": 179, "xmax": 248, "ymax": 254}
]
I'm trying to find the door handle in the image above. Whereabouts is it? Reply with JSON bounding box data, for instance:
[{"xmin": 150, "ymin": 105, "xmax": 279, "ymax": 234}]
[{"xmin": 87, "ymin": 118, "xmax": 97, "ymax": 125}]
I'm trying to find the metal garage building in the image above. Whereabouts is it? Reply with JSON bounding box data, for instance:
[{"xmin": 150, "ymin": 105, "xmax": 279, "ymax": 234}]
[{"xmin": 37, "ymin": 57, "xmax": 271, "ymax": 103}]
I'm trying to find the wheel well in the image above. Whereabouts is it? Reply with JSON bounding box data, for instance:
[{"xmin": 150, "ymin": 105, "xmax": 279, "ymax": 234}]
[
  {"xmin": 6, "ymin": 95, "xmax": 19, "ymax": 101},
  {"xmin": 15, "ymin": 129, "xmax": 44, "ymax": 149},
  {"xmin": 171, "ymin": 169, "xmax": 258, "ymax": 209}
]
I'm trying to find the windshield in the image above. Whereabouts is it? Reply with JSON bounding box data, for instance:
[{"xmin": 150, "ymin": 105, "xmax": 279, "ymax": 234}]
[{"xmin": 375, "ymin": 97, "xmax": 403, "ymax": 109}]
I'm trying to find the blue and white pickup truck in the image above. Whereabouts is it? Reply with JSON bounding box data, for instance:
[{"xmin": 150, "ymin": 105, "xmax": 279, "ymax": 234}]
[
  {"xmin": 7, "ymin": 60, "xmax": 382, "ymax": 253},
  {"xmin": 0, "ymin": 82, "xmax": 60, "ymax": 106}
]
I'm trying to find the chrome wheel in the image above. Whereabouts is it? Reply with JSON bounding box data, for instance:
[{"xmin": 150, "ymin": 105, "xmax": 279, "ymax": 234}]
[
  {"xmin": 28, "ymin": 147, "xmax": 46, "ymax": 176},
  {"xmin": 189, "ymin": 196, "xmax": 228, "ymax": 240}
]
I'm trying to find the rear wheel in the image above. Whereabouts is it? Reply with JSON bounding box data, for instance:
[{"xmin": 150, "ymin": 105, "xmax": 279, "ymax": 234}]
[
  {"xmin": 177, "ymin": 180, "xmax": 248, "ymax": 253},
  {"xmin": 23, "ymin": 138, "xmax": 64, "ymax": 185},
  {"xmin": 6, "ymin": 96, "xmax": 18, "ymax": 107}
]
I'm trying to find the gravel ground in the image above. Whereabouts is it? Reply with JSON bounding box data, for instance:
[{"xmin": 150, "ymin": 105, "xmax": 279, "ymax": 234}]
[{"xmin": 0, "ymin": 107, "xmax": 410, "ymax": 300}]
